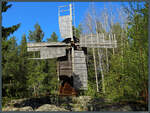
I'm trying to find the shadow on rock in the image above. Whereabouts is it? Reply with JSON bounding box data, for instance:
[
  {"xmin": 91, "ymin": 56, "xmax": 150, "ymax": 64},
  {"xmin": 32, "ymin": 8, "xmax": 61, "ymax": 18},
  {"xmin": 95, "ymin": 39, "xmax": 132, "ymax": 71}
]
[{"xmin": 14, "ymin": 96, "xmax": 51, "ymax": 110}]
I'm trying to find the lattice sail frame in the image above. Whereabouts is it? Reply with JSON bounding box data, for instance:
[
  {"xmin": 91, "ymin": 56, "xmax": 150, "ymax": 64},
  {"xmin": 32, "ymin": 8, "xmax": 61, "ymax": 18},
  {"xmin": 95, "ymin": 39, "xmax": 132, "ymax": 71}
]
[
  {"xmin": 27, "ymin": 42, "xmax": 68, "ymax": 59},
  {"xmin": 58, "ymin": 5, "xmax": 73, "ymax": 39},
  {"xmin": 80, "ymin": 33, "xmax": 117, "ymax": 48}
]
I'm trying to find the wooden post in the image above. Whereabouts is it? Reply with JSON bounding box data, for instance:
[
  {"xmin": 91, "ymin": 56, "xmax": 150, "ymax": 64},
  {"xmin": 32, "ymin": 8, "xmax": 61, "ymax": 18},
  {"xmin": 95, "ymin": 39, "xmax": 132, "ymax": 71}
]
[
  {"xmin": 92, "ymin": 8, "xmax": 100, "ymax": 92},
  {"xmin": 92, "ymin": 48, "xmax": 99, "ymax": 92},
  {"xmin": 98, "ymin": 49, "xmax": 105, "ymax": 93},
  {"xmin": 113, "ymin": 34, "xmax": 115, "ymax": 55},
  {"xmin": 105, "ymin": 48, "xmax": 109, "ymax": 72},
  {"xmin": 70, "ymin": 4, "xmax": 74, "ymax": 74},
  {"xmin": 57, "ymin": 62, "xmax": 60, "ymax": 81}
]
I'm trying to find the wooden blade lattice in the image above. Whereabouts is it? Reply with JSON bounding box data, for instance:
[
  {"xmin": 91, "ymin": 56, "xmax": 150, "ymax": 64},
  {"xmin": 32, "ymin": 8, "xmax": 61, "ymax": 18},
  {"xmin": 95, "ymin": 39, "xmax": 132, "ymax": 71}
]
[
  {"xmin": 59, "ymin": 15, "xmax": 72, "ymax": 39},
  {"xmin": 27, "ymin": 42, "xmax": 68, "ymax": 59},
  {"xmin": 80, "ymin": 33, "xmax": 117, "ymax": 48}
]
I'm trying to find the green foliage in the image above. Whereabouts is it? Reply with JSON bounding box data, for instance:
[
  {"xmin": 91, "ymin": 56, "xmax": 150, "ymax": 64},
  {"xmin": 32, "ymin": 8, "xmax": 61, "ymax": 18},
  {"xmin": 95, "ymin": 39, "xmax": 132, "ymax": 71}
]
[
  {"xmin": 2, "ymin": 2, "xmax": 20, "ymax": 40},
  {"xmin": 17, "ymin": 34, "xmax": 29, "ymax": 97},
  {"xmin": 104, "ymin": 2, "xmax": 148, "ymax": 103},
  {"xmin": 2, "ymin": 37, "xmax": 20, "ymax": 97},
  {"xmin": 84, "ymin": 82, "xmax": 97, "ymax": 97},
  {"xmin": 27, "ymin": 61, "xmax": 48, "ymax": 96},
  {"xmin": 82, "ymin": 2, "xmax": 148, "ymax": 104},
  {"xmin": 2, "ymin": 2, "xmax": 21, "ymax": 97},
  {"xmin": 45, "ymin": 33, "xmax": 59, "ymax": 94},
  {"xmin": 73, "ymin": 24, "xmax": 82, "ymax": 38},
  {"xmin": 2, "ymin": 1, "xmax": 12, "ymax": 13},
  {"xmin": 47, "ymin": 32, "xmax": 58, "ymax": 42},
  {"xmin": 28, "ymin": 23, "xmax": 44, "ymax": 42},
  {"xmin": 20, "ymin": 34, "xmax": 27, "ymax": 57},
  {"xmin": 27, "ymin": 28, "xmax": 59, "ymax": 96},
  {"xmin": 2, "ymin": 24, "xmax": 21, "ymax": 40}
]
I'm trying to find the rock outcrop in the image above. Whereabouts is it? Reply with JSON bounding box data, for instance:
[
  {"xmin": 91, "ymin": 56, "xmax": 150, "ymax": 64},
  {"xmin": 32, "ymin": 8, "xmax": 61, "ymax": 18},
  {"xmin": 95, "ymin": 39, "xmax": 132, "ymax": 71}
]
[
  {"xmin": 35, "ymin": 104, "xmax": 69, "ymax": 111},
  {"xmin": 3, "ymin": 106, "xmax": 33, "ymax": 111},
  {"xmin": 2, "ymin": 96, "xmax": 147, "ymax": 111}
]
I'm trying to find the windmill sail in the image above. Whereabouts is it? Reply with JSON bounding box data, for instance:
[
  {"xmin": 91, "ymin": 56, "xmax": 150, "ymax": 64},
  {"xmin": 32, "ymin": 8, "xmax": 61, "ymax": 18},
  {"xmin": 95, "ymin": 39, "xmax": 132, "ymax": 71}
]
[
  {"xmin": 80, "ymin": 34, "xmax": 117, "ymax": 48},
  {"xmin": 40, "ymin": 47, "xmax": 66, "ymax": 59},
  {"xmin": 59, "ymin": 15, "xmax": 72, "ymax": 39},
  {"xmin": 27, "ymin": 42, "xmax": 68, "ymax": 59}
]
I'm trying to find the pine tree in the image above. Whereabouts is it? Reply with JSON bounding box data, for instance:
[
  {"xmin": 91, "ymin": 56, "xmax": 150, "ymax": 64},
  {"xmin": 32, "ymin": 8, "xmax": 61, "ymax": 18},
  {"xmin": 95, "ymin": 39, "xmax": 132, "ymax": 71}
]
[
  {"xmin": 125, "ymin": 2, "xmax": 148, "ymax": 104},
  {"xmin": 104, "ymin": 2, "xmax": 148, "ymax": 104},
  {"xmin": 27, "ymin": 24, "xmax": 48, "ymax": 96},
  {"xmin": 2, "ymin": 37, "xmax": 20, "ymax": 97},
  {"xmin": 46, "ymin": 32, "xmax": 59, "ymax": 94},
  {"xmin": 16, "ymin": 34, "xmax": 29, "ymax": 97},
  {"xmin": 28, "ymin": 23, "xmax": 44, "ymax": 42},
  {"xmin": 47, "ymin": 32, "xmax": 58, "ymax": 42},
  {"xmin": 2, "ymin": 2, "xmax": 20, "ymax": 40},
  {"xmin": 2, "ymin": 2, "xmax": 21, "ymax": 97}
]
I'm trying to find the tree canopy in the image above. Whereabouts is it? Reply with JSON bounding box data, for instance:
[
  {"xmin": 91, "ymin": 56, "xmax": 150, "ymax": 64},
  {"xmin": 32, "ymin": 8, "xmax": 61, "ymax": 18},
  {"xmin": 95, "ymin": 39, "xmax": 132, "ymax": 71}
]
[{"xmin": 28, "ymin": 23, "xmax": 44, "ymax": 42}]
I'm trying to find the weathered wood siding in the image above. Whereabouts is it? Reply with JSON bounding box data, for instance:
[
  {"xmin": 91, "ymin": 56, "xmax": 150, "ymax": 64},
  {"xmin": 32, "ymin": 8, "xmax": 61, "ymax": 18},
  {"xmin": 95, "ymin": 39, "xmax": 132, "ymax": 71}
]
[
  {"xmin": 40, "ymin": 47, "xmax": 66, "ymax": 59},
  {"xmin": 27, "ymin": 47, "xmax": 41, "ymax": 52},
  {"xmin": 73, "ymin": 50, "xmax": 88, "ymax": 90},
  {"xmin": 59, "ymin": 61, "xmax": 72, "ymax": 77}
]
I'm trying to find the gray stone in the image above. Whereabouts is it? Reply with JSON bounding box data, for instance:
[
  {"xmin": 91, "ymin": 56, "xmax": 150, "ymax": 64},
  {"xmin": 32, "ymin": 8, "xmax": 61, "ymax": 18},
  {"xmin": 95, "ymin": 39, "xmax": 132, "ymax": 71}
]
[
  {"xmin": 19, "ymin": 106, "xmax": 33, "ymax": 111},
  {"xmin": 3, "ymin": 106, "xmax": 33, "ymax": 111},
  {"xmin": 35, "ymin": 104, "xmax": 69, "ymax": 111},
  {"xmin": 2, "ymin": 107, "xmax": 19, "ymax": 111}
]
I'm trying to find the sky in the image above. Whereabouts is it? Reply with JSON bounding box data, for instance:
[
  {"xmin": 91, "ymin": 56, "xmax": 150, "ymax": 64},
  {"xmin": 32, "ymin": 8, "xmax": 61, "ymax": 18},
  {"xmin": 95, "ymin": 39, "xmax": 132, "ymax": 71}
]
[{"xmin": 2, "ymin": 2, "xmax": 145, "ymax": 45}]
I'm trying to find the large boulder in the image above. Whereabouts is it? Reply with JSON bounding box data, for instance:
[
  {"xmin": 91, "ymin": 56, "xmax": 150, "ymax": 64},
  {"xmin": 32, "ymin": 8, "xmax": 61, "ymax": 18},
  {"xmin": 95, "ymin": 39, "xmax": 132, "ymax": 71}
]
[
  {"xmin": 2, "ymin": 106, "xmax": 33, "ymax": 111},
  {"xmin": 72, "ymin": 96, "xmax": 92, "ymax": 104},
  {"xmin": 35, "ymin": 104, "xmax": 69, "ymax": 111},
  {"xmin": 19, "ymin": 106, "xmax": 33, "ymax": 111},
  {"xmin": 2, "ymin": 107, "xmax": 19, "ymax": 111}
]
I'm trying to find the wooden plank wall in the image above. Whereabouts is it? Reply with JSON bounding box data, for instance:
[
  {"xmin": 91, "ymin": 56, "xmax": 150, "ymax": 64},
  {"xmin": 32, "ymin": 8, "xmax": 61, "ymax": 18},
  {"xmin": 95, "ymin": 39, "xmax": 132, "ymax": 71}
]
[
  {"xmin": 40, "ymin": 47, "xmax": 66, "ymax": 59},
  {"xmin": 59, "ymin": 61, "xmax": 72, "ymax": 77},
  {"xmin": 73, "ymin": 50, "xmax": 88, "ymax": 90}
]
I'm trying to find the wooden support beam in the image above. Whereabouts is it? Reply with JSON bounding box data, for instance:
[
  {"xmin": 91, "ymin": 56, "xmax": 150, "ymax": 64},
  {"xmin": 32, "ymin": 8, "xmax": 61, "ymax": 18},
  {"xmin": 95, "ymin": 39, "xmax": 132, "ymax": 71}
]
[
  {"xmin": 27, "ymin": 42, "xmax": 69, "ymax": 48},
  {"xmin": 93, "ymin": 48, "xmax": 99, "ymax": 92}
]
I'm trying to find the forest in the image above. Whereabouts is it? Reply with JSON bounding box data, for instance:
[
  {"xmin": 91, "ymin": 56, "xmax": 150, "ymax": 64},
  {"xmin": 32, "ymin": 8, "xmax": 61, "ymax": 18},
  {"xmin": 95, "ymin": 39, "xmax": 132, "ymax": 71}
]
[{"xmin": 2, "ymin": 1, "xmax": 148, "ymax": 111}]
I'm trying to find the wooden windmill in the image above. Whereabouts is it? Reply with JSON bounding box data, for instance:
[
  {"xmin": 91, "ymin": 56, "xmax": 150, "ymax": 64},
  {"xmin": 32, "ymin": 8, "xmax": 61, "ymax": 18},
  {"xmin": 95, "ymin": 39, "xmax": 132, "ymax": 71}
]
[{"xmin": 27, "ymin": 4, "xmax": 117, "ymax": 96}]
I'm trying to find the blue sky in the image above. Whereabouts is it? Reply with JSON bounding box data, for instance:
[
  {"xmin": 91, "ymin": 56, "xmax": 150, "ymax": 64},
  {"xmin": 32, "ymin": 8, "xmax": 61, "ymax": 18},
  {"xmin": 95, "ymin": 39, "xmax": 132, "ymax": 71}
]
[{"xmin": 2, "ymin": 2, "xmax": 144, "ymax": 45}]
